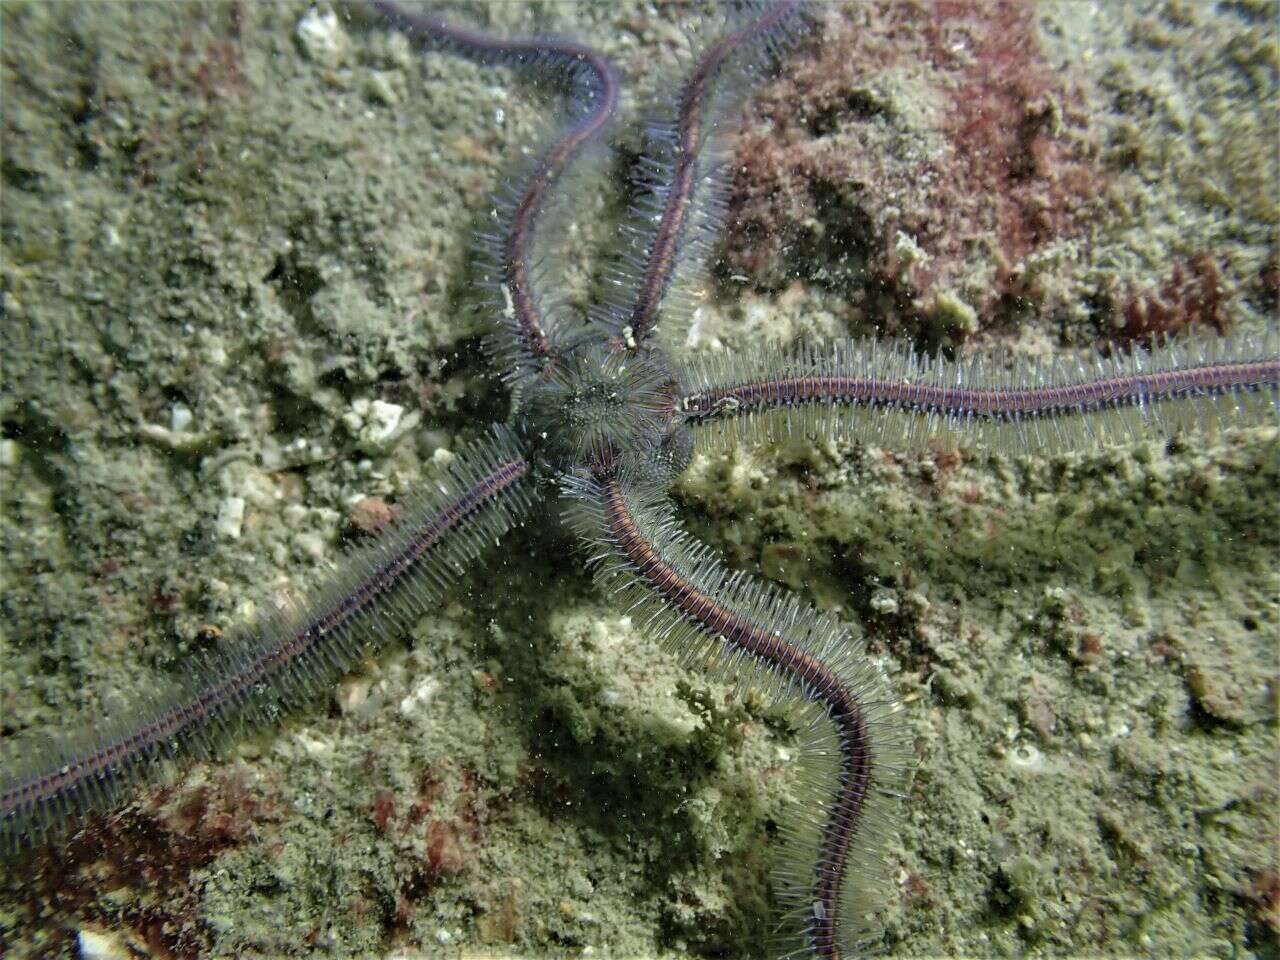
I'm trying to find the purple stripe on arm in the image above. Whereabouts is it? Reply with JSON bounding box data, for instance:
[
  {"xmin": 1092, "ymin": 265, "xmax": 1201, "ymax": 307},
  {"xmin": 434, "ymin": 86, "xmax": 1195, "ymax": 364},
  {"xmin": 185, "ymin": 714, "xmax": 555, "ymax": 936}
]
[
  {"xmin": 627, "ymin": 0, "xmax": 803, "ymax": 349},
  {"xmin": 596, "ymin": 474, "xmax": 872, "ymax": 960},
  {"xmin": 682, "ymin": 358, "xmax": 1280, "ymax": 423},
  {"xmin": 370, "ymin": 1, "xmax": 620, "ymax": 369},
  {"xmin": 2, "ymin": 456, "xmax": 530, "ymax": 835}
]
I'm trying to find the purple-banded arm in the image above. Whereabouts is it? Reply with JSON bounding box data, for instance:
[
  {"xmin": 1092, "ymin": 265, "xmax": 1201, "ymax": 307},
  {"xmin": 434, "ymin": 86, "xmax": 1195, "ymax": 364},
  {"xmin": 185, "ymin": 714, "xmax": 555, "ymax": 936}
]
[
  {"xmin": 1, "ymin": 426, "xmax": 534, "ymax": 855},
  {"xmin": 370, "ymin": 0, "xmax": 621, "ymax": 379},
  {"xmin": 591, "ymin": 1, "xmax": 807, "ymax": 354},
  {"xmin": 675, "ymin": 328, "xmax": 1280, "ymax": 455},
  {"xmin": 563, "ymin": 471, "xmax": 908, "ymax": 959}
]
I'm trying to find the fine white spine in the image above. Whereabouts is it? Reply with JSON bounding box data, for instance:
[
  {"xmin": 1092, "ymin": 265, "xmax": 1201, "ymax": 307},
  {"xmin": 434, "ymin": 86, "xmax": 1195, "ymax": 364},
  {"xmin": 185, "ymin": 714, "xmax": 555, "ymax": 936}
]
[
  {"xmin": 675, "ymin": 327, "xmax": 1280, "ymax": 456},
  {"xmin": 562, "ymin": 475, "xmax": 910, "ymax": 955},
  {"xmin": 1, "ymin": 426, "xmax": 535, "ymax": 856}
]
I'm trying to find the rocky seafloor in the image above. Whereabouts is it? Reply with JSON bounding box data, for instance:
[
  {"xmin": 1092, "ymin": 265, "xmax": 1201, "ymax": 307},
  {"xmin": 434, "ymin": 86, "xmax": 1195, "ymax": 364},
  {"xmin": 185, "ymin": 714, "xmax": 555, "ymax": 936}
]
[{"xmin": 1, "ymin": 1, "xmax": 1276, "ymax": 957}]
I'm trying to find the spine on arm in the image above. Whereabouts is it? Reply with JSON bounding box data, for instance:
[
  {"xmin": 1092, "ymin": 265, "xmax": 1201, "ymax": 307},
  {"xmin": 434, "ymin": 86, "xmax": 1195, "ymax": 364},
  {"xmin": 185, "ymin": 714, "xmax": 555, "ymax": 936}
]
[
  {"xmin": 371, "ymin": 0, "xmax": 621, "ymax": 380},
  {"xmin": 1, "ymin": 426, "xmax": 534, "ymax": 855},
  {"xmin": 676, "ymin": 328, "xmax": 1280, "ymax": 455}
]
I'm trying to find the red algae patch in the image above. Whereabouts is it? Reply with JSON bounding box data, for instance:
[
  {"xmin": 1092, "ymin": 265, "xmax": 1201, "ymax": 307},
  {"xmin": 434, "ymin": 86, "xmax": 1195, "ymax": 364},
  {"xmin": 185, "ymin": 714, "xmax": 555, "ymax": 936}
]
[
  {"xmin": 725, "ymin": 1, "xmax": 1104, "ymax": 342},
  {"xmin": 1108, "ymin": 252, "xmax": 1231, "ymax": 345},
  {"xmin": 0, "ymin": 767, "xmax": 287, "ymax": 958}
]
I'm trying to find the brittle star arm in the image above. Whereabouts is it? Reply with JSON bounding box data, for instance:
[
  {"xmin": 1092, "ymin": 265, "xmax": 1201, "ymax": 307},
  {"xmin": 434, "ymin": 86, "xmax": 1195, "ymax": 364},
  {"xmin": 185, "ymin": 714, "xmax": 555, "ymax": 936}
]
[
  {"xmin": 0, "ymin": 426, "xmax": 535, "ymax": 854},
  {"xmin": 563, "ymin": 472, "xmax": 909, "ymax": 959},
  {"xmin": 593, "ymin": 0, "xmax": 805, "ymax": 353},
  {"xmin": 674, "ymin": 329, "xmax": 1280, "ymax": 455},
  {"xmin": 370, "ymin": 0, "xmax": 621, "ymax": 379}
]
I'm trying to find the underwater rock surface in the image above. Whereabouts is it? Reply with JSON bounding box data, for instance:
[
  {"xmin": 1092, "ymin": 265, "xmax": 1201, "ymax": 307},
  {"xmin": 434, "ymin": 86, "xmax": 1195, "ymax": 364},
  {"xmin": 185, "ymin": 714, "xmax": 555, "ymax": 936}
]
[{"xmin": 1, "ymin": 1, "xmax": 1276, "ymax": 956}]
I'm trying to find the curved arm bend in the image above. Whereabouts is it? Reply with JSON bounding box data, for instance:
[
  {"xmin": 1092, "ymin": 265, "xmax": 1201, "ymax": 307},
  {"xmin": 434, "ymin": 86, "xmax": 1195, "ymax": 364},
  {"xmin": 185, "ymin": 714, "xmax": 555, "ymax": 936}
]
[
  {"xmin": 371, "ymin": 0, "xmax": 621, "ymax": 380},
  {"xmin": 563, "ymin": 471, "xmax": 908, "ymax": 959}
]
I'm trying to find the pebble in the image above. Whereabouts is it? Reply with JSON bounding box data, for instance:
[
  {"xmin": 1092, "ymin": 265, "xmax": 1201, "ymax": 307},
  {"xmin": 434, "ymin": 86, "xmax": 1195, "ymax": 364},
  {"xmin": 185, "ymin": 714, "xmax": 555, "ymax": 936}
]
[
  {"xmin": 366, "ymin": 70, "xmax": 401, "ymax": 106},
  {"xmin": 365, "ymin": 399, "xmax": 404, "ymax": 444},
  {"xmin": 337, "ymin": 677, "xmax": 371, "ymax": 714},
  {"xmin": 869, "ymin": 589, "xmax": 900, "ymax": 615},
  {"xmin": 214, "ymin": 496, "xmax": 246, "ymax": 540},
  {"xmin": 77, "ymin": 928, "xmax": 136, "ymax": 960},
  {"xmin": 296, "ymin": 5, "xmax": 349, "ymax": 66},
  {"xmin": 294, "ymin": 531, "xmax": 327, "ymax": 561},
  {"xmin": 170, "ymin": 404, "xmax": 193, "ymax": 432},
  {"xmin": 295, "ymin": 729, "xmax": 333, "ymax": 757},
  {"xmin": 385, "ymin": 31, "xmax": 413, "ymax": 69},
  {"xmin": 344, "ymin": 397, "xmax": 418, "ymax": 451}
]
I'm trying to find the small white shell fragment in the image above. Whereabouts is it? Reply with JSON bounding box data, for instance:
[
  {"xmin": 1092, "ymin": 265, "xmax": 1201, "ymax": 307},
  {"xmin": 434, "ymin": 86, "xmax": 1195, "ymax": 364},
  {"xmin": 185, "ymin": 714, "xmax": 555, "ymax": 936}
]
[
  {"xmin": 398, "ymin": 677, "xmax": 440, "ymax": 715},
  {"xmin": 170, "ymin": 403, "xmax": 193, "ymax": 432},
  {"xmin": 296, "ymin": 5, "xmax": 349, "ymax": 65},
  {"xmin": 365, "ymin": 399, "xmax": 404, "ymax": 444},
  {"xmin": 296, "ymin": 729, "xmax": 333, "ymax": 757},
  {"xmin": 1007, "ymin": 742, "xmax": 1046, "ymax": 773},
  {"xmin": 0, "ymin": 439, "xmax": 17, "ymax": 467},
  {"xmin": 214, "ymin": 496, "xmax": 246, "ymax": 540},
  {"xmin": 77, "ymin": 927, "xmax": 132, "ymax": 960}
]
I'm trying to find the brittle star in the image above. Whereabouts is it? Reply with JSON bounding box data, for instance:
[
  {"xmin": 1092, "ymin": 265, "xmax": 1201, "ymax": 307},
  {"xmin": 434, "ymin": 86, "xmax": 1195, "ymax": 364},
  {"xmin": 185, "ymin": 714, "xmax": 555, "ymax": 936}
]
[{"xmin": 1, "ymin": 1, "xmax": 1278, "ymax": 957}]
